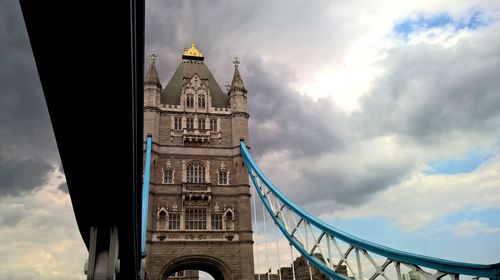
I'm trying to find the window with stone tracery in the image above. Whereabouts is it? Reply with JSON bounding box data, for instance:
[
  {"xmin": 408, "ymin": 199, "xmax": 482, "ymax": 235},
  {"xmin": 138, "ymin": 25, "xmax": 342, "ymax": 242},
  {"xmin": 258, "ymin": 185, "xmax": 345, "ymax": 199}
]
[
  {"xmin": 185, "ymin": 208, "xmax": 206, "ymax": 230},
  {"xmin": 163, "ymin": 169, "xmax": 173, "ymax": 184},
  {"xmin": 210, "ymin": 118, "xmax": 217, "ymax": 132},
  {"xmin": 187, "ymin": 162, "xmax": 205, "ymax": 183},
  {"xmin": 186, "ymin": 94, "xmax": 194, "ymax": 108},
  {"xmin": 168, "ymin": 213, "xmax": 180, "ymax": 230},
  {"xmin": 198, "ymin": 95, "xmax": 205, "ymax": 108},
  {"xmin": 198, "ymin": 117, "xmax": 205, "ymax": 130},
  {"xmin": 186, "ymin": 117, "xmax": 194, "ymax": 129},
  {"xmin": 218, "ymin": 171, "xmax": 228, "ymax": 185},
  {"xmin": 174, "ymin": 117, "xmax": 181, "ymax": 130},
  {"xmin": 211, "ymin": 213, "xmax": 223, "ymax": 230}
]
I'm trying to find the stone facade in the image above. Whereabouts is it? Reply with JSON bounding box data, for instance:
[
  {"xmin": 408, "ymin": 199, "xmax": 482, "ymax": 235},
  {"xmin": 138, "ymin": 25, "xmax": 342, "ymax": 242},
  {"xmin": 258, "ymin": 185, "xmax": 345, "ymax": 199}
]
[{"xmin": 143, "ymin": 44, "xmax": 254, "ymax": 280}]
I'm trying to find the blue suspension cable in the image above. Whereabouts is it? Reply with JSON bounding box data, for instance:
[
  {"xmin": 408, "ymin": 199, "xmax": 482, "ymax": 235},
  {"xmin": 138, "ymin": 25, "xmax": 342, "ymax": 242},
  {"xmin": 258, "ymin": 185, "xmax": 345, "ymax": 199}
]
[
  {"xmin": 240, "ymin": 140, "xmax": 500, "ymax": 280},
  {"xmin": 141, "ymin": 134, "xmax": 153, "ymax": 256}
]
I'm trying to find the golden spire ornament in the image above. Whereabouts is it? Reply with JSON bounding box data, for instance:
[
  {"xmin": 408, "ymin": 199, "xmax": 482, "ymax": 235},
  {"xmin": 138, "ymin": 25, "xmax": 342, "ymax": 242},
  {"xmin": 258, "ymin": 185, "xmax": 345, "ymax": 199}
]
[{"xmin": 182, "ymin": 39, "xmax": 204, "ymax": 58}]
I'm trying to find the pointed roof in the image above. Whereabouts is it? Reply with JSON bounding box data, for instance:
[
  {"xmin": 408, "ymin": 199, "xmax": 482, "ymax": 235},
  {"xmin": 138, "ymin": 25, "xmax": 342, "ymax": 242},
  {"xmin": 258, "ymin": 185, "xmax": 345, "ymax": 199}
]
[
  {"xmin": 161, "ymin": 42, "xmax": 229, "ymax": 107},
  {"xmin": 229, "ymin": 57, "xmax": 247, "ymax": 94},
  {"xmin": 145, "ymin": 51, "xmax": 161, "ymax": 87}
]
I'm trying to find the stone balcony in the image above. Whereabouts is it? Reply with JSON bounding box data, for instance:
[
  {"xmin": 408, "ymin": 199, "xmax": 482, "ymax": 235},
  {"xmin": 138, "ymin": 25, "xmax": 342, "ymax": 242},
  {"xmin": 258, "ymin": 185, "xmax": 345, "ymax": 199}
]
[
  {"xmin": 154, "ymin": 231, "xmax": 238, "ymax": 242},
  {"xmin": 182, "ymin": 128, "xmax": 210, "ymax": 143},
  {"xmin": 182, "ymin": 183, "xmax": 211, "ymax": 205}
]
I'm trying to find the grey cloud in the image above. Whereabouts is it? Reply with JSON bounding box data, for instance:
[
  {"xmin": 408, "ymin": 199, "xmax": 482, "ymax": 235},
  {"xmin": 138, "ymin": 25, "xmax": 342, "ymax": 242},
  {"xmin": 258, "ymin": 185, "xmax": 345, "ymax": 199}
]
[
  {"xmin": 0, "ymin": 204, "xmax": 27, "ymax": 226},
  {"xmin": 145, "ymin": 0, "xmax": 351, "ymax": 157},
  {"xmin": 299, "ymin": 159, "xmax": 414, "ymax": 207},
  {"xmin": 58, "ymin": 182, "xmax": 69, "ymax": 194},
  {"xmin": 0, "ymin": 1, "xmax": 60, "ymax": 163},
  {"xmin": 142, "ymin": 0, "xmax": 419, "ymax": 210},
  {"xmin": 0, "ymin": 153, "xmax": 52, "ymax": 196},
  {"xmin": 356, "ymin": 25, "xmax": 500, "ymax": 145},
  {"xmin": 0, "ymin": 1, "xmax": 59, "ymax": 197},
  {"xmin": 145, "ymin": 1, "xmax": 500, "ymax": 217},
  {"xmin": 244, "ymin": 55, "xmax": 349, "ymax": 157}
]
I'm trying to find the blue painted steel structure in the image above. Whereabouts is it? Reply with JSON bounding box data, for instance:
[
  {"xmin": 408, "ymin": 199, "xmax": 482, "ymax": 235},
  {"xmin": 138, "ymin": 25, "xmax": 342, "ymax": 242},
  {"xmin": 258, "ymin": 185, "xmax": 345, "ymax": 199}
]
[
  {"xmin": 142, "ymin": 135, "xmax": 153, "ymax": 256},
  {"xmin": 240, "ymin": 141, "xmax": 500, "ymax": 280}
]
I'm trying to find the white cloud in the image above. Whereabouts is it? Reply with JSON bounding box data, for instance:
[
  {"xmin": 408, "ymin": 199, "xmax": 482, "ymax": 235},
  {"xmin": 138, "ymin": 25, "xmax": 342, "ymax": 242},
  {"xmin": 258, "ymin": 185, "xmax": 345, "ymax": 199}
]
[
  {"xmin": 440, "ymin": 220, "xmax": 500, "ymax": 237},
  {"xmin": 333, "ymin": 155, "xmax": 500, "ymax": 231}
]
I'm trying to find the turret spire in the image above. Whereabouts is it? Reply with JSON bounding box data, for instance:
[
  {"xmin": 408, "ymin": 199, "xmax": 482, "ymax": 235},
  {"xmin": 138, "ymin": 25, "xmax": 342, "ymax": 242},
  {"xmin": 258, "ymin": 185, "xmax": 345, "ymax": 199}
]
[
  {"xmin": 229, "ymin": 57, "xmax": 247, "ymax": 94},
  {"xmin": 145, "ymin": 50, "xmax": 161, "ymax": 87}
]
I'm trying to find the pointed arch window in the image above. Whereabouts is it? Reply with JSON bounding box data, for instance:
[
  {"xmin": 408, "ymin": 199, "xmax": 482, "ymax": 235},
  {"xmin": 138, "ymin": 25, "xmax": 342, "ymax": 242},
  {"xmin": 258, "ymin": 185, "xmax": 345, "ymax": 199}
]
[
  {"xmin": 198, "ymin": 95, "xmax": 206, "ymax": 108},
  {"xmin": 186, "ymin": 94, "xmax": 194, "ymax": 108},
  {"xmin": 186, "ymin": 162, "xmax": 205, "ymax": 183}
]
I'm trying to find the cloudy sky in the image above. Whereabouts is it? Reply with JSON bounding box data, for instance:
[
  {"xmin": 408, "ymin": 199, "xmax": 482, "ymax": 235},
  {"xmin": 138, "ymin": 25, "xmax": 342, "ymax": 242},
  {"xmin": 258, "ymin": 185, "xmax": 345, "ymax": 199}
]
[{"xmin": 1, "ymin": 0, "xmax": 500, "ymax": 279}]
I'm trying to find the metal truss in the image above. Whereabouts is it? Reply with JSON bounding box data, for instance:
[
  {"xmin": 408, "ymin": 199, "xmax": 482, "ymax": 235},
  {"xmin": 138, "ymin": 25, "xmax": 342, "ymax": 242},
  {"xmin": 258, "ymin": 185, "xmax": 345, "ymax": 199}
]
[{"xmin": 240, "ymin": 141, "xmax": 500, "ymax": 280}]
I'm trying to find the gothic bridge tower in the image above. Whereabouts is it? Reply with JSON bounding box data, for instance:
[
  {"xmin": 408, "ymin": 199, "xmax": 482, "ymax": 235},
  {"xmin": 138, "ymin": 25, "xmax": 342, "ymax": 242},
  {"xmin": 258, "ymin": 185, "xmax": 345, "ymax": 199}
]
[{"xmin": 143, "ymin": 42, "xmax": 254, "ymax": 280}]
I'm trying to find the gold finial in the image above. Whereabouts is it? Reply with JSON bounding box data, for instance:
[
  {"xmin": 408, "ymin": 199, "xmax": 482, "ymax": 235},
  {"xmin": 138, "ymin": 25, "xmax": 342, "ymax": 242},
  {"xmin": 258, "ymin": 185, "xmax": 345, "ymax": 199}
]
[
  {"xmin": 233, "ymin": 57, "xmax": 240, "ymax": 68},
  {"xmin": 149, "ymin": 50, "xmax": 157, "ymax": 61},
  {"xmin": 183, "ymin": 40, "xmax": 204, "ymax": 58}
]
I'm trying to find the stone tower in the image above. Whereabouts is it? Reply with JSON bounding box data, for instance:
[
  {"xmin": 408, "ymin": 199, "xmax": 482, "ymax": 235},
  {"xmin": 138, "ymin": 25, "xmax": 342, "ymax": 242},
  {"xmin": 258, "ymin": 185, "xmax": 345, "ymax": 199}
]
[{"xmin": 143, "ymin": 42, "xmax": 254, "ymax": 280}]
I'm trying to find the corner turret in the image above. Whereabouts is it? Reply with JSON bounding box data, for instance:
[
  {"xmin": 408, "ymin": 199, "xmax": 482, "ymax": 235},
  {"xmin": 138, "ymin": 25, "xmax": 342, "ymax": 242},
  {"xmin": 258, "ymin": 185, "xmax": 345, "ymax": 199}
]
[
  {"xmin": 229, "ymin": 57, "xmax": 247, "ymax": 113},
  {"xmin": 144, "ymin": 51, "xmax": 161, "ymax": 106},
  {"xmin": 144, "ymin": 51, "xmax": 161, "ymax": 140},
  {"xmin": 229, "ymin": 57, "xmax": 249, "ymax": 145}
]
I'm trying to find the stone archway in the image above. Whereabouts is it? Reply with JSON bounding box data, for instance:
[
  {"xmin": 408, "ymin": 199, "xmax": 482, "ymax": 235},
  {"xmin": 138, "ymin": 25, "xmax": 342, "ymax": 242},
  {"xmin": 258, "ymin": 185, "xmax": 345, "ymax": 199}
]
[{"xmin": 160, "ymin": 255, "xmax": 233, "ymax": 280}]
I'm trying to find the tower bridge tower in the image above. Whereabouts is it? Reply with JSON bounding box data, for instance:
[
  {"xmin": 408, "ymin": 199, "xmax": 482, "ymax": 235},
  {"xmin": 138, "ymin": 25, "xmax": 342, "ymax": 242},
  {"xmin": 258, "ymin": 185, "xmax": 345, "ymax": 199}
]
[{"xmin": 143, "ymin": 42, "xmax": 254, "ymax": 280}]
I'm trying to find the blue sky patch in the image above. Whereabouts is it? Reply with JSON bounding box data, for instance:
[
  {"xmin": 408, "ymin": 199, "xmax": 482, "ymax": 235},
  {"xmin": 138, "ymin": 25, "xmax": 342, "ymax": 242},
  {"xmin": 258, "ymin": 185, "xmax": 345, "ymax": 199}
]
[
  {"xmin": 327, "ymin": 215, "xmax": 499, "ymax": 263},
  {"xmin": 442, "ymin": 208, "xmax": 500, "ymax": 227},
  {"xmin": 425, "ymin": 152, "xmax": 492, "ymax": 175},
  {"xmin": 393, "ymin": 11, "xmax": 490, "ymax": 38}
]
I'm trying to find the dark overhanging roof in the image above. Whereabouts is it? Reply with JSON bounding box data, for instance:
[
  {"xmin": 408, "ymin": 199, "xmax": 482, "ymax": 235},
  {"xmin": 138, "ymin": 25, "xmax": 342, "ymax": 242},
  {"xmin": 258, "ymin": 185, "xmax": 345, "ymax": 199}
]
[
  {"xmin": 161, "ymin": 59, "xmax": 230, "ymax": 107},
  {"xmin": 19, "ymin": 1, "xmax": 144, "ymax": 279}
]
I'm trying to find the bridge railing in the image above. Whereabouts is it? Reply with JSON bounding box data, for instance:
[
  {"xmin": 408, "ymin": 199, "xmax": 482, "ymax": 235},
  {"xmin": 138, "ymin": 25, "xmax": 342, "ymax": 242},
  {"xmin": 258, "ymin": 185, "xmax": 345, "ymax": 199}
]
[{"xmin": 240, "ymin": 141, "xmax": 500, "ymax": 280}]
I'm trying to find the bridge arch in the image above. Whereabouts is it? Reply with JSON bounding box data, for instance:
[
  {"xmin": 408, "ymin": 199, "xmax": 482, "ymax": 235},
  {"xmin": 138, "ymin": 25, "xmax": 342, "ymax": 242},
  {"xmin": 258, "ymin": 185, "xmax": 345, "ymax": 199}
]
[{"xmin": 159, "ymin": 255, "xmax": 233, "ymax": 280}]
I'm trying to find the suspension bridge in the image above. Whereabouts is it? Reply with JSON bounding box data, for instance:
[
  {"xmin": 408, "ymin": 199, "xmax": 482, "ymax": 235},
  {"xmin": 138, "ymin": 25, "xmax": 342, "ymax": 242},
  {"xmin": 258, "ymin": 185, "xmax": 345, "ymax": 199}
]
[
  {"xmin": 19, "ymin": 0, "xmax": 499, "ymax": 279},
  {"xmin": 141, "ymin": 134, "xmax": 500, "ymax": 280}
]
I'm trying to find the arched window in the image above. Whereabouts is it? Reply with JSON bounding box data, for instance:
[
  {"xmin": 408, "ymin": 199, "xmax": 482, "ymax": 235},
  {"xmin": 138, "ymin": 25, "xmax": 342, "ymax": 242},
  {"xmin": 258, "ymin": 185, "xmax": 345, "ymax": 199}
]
[
  {"xmin": 186, "ymin": 94, "xmax": 194, "ymax": 108},
  {"xmin": 198, "ymin": 95, "xmax": 205, "ymax": 108},
  {"xmin": 187, "ymin": 162, "xmax": 205, "ymax": 183}
]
